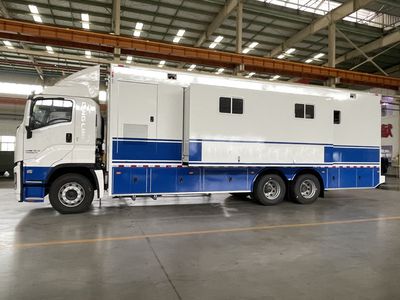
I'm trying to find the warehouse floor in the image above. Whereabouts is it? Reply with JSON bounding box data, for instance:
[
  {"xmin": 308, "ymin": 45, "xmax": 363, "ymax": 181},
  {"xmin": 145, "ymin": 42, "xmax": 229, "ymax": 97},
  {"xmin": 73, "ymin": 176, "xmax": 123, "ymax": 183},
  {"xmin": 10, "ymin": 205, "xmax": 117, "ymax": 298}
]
[{"xmin": 1, "ymin": 178, "xmax": 400, "ymax": 300}]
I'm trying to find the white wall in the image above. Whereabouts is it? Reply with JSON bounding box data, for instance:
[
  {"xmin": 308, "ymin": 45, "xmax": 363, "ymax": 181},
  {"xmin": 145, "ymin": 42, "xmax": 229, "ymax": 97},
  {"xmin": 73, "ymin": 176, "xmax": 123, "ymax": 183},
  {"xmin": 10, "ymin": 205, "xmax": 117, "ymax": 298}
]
[{"xmin": 0, "ymin": 119, "xmax": 21, "ymax": 136}]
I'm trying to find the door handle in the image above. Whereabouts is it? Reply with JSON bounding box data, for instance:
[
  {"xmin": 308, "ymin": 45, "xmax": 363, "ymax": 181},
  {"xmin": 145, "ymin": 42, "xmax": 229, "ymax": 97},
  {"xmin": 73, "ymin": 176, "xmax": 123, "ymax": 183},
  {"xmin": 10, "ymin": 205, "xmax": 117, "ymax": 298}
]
[{"xmin": 66, "ymin": 133, "xmax": 72, "ymax": 143}]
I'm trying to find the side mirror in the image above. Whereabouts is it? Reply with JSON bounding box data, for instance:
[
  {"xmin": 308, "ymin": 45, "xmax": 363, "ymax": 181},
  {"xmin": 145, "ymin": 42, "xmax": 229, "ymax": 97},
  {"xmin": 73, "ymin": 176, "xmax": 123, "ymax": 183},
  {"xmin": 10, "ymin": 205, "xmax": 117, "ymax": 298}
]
[{"xmin": 25, "ymin": 125, "xmax": 32, "ymax": 139}]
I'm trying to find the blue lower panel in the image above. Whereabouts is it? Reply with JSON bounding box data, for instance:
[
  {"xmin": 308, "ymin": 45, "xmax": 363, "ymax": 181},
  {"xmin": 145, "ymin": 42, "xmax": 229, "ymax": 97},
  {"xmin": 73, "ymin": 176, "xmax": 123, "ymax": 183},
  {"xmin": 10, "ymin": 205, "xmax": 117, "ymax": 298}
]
[
  {"xmin": 113, "ymin": 167, "xmax": 147, "ymax": 194},
  {"xmin": 23, "ymin": 166, "xmax": 51, "ymax": 183},
  {"xmin": 204, "ymin": 168, "xmax": 248, "ymax": 191},
  {"xmin": 339, "ymin": 168, "xmax": 357, "ymax": 188},
  {"xmin": 357, "ymin": 168, "xmax": 374, "ymax": 188},
  {"xmin": 111, "ymin": 166, "xmax": 379, "ymax": 195},
  {"xmin": 327, "ymin": 168, "xmax": 339, "ymax": 188},
  {"xmin": 23, "ymin": 186, "xmax": 45, "ymax": 202},
  {"xmin": 177, "ymin": 168, "xmax": 201, "ymax": 192}
]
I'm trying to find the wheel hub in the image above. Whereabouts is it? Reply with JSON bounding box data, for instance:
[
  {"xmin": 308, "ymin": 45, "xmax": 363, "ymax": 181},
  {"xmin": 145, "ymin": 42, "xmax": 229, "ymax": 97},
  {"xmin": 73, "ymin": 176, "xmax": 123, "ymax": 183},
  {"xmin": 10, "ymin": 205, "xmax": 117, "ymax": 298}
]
[
  {"xmin": 300, "ymin": 179, "xmax": 317, "ymax": 199},
  {"xmin": 58, "ymin": 182, "xmax": 85, "ymax": 207},
  {"xmin": 263, "ymin": 179, "xmax": 281, "ymax": 200}
]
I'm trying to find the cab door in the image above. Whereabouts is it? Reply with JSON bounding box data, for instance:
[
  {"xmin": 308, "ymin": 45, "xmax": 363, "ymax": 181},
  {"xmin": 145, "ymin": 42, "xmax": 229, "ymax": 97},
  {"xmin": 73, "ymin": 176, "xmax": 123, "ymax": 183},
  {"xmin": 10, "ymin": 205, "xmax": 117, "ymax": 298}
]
[{"xmin": 24, "ymin": 98, "xmax": 75, "ymax": 169}]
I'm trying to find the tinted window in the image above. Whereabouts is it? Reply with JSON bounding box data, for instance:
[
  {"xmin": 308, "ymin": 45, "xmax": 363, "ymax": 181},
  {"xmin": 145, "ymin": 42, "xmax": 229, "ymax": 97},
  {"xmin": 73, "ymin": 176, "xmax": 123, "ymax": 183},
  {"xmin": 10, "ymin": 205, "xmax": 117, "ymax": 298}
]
[
  {"xmin": 306, "ymin": 105, "xmax": 314, "ymax": 119},
  {"xmin": 219, "ymin": 97, "xmax": 231, "ymax": 113},
  {"xmin": 295, "ymin": 104, "xmax": 304, "ymax": 118},
  {"xmin": 232, "ymin": 98, "xmax": 243, "ymax": 114},
  {"xmin": 31, "ymin": 99, "xmax": 73, "ymax": 129},
  {"xmin": 334, "ymin": 110, "xmax": 341, "ymax": 124}
]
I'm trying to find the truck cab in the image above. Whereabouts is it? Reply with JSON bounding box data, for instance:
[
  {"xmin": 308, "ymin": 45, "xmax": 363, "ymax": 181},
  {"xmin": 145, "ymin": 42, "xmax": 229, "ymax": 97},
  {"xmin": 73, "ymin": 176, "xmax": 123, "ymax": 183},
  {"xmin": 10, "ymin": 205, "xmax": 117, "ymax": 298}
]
[{"xmin": 14, "ymin": 66, "xmax": 104, "ymax": 213}]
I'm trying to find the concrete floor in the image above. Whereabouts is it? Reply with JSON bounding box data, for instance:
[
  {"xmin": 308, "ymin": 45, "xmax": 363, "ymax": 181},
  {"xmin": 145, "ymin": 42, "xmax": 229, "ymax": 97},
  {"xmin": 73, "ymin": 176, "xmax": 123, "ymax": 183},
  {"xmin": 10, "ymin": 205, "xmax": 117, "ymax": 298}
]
[{"xmin": 1, "ymin": 178, "xmax": 400, "ymax": 300}]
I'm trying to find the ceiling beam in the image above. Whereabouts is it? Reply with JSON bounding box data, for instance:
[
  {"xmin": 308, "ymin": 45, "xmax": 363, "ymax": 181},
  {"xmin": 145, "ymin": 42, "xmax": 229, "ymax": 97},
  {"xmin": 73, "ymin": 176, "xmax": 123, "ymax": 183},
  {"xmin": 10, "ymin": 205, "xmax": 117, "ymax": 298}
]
[
  {"xmin": 270, "ymin": 0, "xmax": 376, "ymax": 57},
  {"xmin": 0, "ymin": 0, "xmax": 44, "ymax": 81},
  {"xmin": 0, "ymin": 18, "xmax": 399, "ymax": 89},
  {"xmin": 334, "ymin": 30, "xmax": 400, "ymax": 65},
  {"xmin": 194, "ymin": 0, "xmax": 239, "ymax": 47}
]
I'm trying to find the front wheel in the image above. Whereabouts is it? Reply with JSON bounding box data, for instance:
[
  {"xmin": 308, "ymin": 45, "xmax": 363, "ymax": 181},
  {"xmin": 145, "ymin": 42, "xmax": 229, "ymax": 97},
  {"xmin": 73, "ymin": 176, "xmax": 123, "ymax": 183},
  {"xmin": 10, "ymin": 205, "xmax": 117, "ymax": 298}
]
[
  {"xmin": 253, "ymin": 174, "xmax": 286, "ymax": 206},
  {"xmin": 290, "ymin": 174, "xmax": 320, "ymax": 204},
  {"xmin": 49, "ymin": 173, "xmax": 94, "ymax": 214}
]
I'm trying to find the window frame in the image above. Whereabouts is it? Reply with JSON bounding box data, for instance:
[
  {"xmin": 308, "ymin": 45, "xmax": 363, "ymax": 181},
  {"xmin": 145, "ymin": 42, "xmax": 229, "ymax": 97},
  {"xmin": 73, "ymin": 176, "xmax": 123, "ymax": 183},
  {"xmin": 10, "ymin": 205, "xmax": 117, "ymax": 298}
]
[
  {"xmin": 30, "ymin": 98, "xmax": 74, "ymax": 130},
  {"xmin": 219, "ymin": 97, "xmax": 231, "ymax": 114},
  {"xmin": 333, "ymin": 110, "xmax": 341, "ymax": 124},
  {"xmin": 219, "ymin": 97, "xmax": 244, "ymax": 115},
  {"xmin": 295, "ymin": 103, "xmax": 315, "ymax": 119}
]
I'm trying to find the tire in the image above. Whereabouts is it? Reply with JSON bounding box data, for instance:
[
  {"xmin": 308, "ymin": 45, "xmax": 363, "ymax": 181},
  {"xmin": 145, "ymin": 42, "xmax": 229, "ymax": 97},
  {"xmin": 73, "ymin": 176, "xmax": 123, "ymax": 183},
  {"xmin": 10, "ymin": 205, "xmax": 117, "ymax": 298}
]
[
  {"xmin": 49, "ymin": 173, "xmax": 94, "ymax": 214},
  {"xmin": 290, "ymin": 174, "xmax": 320, "ymax": 204},
  {"xmin": 253, "ymin": 174, "xmax": 286, "ymax": 206}
]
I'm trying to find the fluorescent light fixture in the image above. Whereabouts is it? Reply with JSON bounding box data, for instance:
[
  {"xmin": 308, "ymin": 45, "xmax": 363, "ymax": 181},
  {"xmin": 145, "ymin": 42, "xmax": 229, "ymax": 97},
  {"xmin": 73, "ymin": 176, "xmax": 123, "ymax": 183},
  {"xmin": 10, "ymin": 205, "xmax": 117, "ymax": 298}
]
[
  {"xmin": 305, "ymin": 58, "xmax": 313, "ymax": 63},
  {"xmin": 33, "ymin": 14, "xmax": 42, "ymax": 23},
  {"xmin": 3, "ymin": 40, "xmax": 13, "ymax": 49},
  {"xmin": 188, "ymin": 64, "xmax": 196, "ymax": 71},
  {"xmin": 0, "ymin": 82, "xmax": 43, "ymax": 95},
  {"xmin": 214, "ymin": 36, "xmax": 223, "ymax": 43},
  {"xmin": 249, "ymin": 42, "xmax": 258, "ymax": 49},
  {"xmin": 209, "ymin": 36, "xmax": 224, "ymax": 49},
  {"xmin": 314, "ymin": 53, "xmax": 325, "ymax": 59},
  {"xmin": 46, "ymin": 46, "xmax": 54, "ymax": 54},
  {"xmin": 216, "ymin": 68, "xmax": 224, "ymax": 74},
  {"xmin": 126, "ymin": 56, "xmax": 133, "ymax": 63},
  {"xmin": 285, "ymin": 48, "xmax": 296, "ymax": 54},
  {"xmin": 177, "ymin": 29, "xmax": 185, "ymax": 37},
  {"xmin": 85, "ymin": 50, "xmax": 91, "ymax": 58},
  {"xmin": 158, "ymin": 60, "xmax": 166, "ymax": 67},
  {"xmin": 81, "ymin": 13, "xmax": 89, "ymax": 22},
  {"xmin": 270, "ymin": 75, "xmax": 280, "ymax": 80},
  {"xmin": 173, "ymin": 29, "xmax": 185, "ymax": 43},
  {"xmin": 243, "ymin": 48, "xmax": 250, "ymax": 54},
  {"xmin": 81, "ymin": 13, "xmax": 89, "ymax": 29},
  {"xmin": 133, "ymin": 22, "xmax": 143, "ymax": 37},
  {"xmin": 245, "ymin": 72, "xmax": 256, "ymax": 78},
  {"xmin": 28, "ymin": 5, "xmax": 39, "ymax": 14},
  {"xmin": 99, "ymin": 91, "xmax": 107, "ymax": 102},
  {"xmin": 277, "ymin": 54, "xmax": 285, "ymax": 59},
  {"xmin": 135, "ymin": 22, "xmax": 143, "ymax": 30}
]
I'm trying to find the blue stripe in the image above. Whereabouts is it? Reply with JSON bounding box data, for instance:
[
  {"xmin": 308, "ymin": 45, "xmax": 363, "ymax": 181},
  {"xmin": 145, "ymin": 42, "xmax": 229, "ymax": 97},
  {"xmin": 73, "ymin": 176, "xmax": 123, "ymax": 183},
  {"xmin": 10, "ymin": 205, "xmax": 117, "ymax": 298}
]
[
  {"xmin": 112, "ymin": 140, "xmax": 182, "ymax": 161},
  {"xmin": 324, "ymin": 146, "xmax": 380, "ymax": 163}
]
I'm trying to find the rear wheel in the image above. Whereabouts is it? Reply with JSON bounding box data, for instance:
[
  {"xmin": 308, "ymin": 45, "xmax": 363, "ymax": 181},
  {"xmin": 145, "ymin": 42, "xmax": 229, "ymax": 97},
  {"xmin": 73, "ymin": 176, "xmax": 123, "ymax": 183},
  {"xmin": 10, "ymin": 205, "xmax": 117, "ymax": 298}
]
[
  {"xmin": 49, "ymin": 173, "xmax": 94, "ymax": 214},
  {"xmin": 253, "ymin": 174, "xmax": 286, "ymax": 206},
  {"xmin": 290, "ymin": 174, "xmax": 320, "ymax": 204}
]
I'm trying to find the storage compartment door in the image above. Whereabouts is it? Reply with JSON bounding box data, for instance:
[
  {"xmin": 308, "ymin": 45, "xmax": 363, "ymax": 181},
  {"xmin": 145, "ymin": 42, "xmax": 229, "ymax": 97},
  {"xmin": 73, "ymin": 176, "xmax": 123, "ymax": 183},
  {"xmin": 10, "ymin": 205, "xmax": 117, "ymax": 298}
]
[{"xmin": 117, "ymin": 81, "xmax": 157, "ymax": 139}]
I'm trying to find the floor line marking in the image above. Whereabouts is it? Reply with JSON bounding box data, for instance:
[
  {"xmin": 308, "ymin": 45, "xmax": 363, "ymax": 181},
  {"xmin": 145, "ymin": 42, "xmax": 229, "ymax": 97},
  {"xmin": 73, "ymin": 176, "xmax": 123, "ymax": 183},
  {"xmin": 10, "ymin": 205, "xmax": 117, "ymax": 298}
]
[{"xmin": 13, "ymin": 215, "xmax": 400, "ymax": 249}]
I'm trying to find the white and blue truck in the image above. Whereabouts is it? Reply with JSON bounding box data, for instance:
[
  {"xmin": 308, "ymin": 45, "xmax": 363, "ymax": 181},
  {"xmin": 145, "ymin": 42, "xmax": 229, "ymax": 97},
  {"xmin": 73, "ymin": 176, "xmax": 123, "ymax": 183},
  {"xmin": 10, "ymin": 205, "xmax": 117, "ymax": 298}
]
[{"xmin": 14, "ymin": 64, "xmax": 383, "ymax": 213}]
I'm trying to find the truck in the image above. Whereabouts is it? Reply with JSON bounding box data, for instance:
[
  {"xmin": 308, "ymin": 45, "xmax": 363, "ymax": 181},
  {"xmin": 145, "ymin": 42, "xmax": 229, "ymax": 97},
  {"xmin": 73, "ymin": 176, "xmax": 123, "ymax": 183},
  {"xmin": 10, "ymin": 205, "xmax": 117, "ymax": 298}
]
[{"xmin": 14, "ymin": 64, "xmax": 383, "ymax": 214}]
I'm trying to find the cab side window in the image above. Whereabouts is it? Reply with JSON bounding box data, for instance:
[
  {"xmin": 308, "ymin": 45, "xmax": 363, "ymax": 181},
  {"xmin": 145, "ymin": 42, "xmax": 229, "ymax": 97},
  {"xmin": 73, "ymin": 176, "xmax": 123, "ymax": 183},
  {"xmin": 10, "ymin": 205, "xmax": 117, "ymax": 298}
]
[{"xmin": 31, "ymin": 99, "xmax": 73, "ymax": 129}]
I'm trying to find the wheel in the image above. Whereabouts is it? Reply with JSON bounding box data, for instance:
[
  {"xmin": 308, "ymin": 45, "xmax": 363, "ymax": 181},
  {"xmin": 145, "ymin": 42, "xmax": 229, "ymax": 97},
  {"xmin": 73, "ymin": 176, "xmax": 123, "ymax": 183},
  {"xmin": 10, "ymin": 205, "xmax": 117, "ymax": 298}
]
[
  {"xmin": 49, "ymin": 173, "xmax": 94, "ymax": 214},
  {"xmin": 253, "ymin": 174, "xmax": 286, "ymax": 205},
  {"xmin": 290, "ymin": 174, "xmax": 320, "ymax": 204}
]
